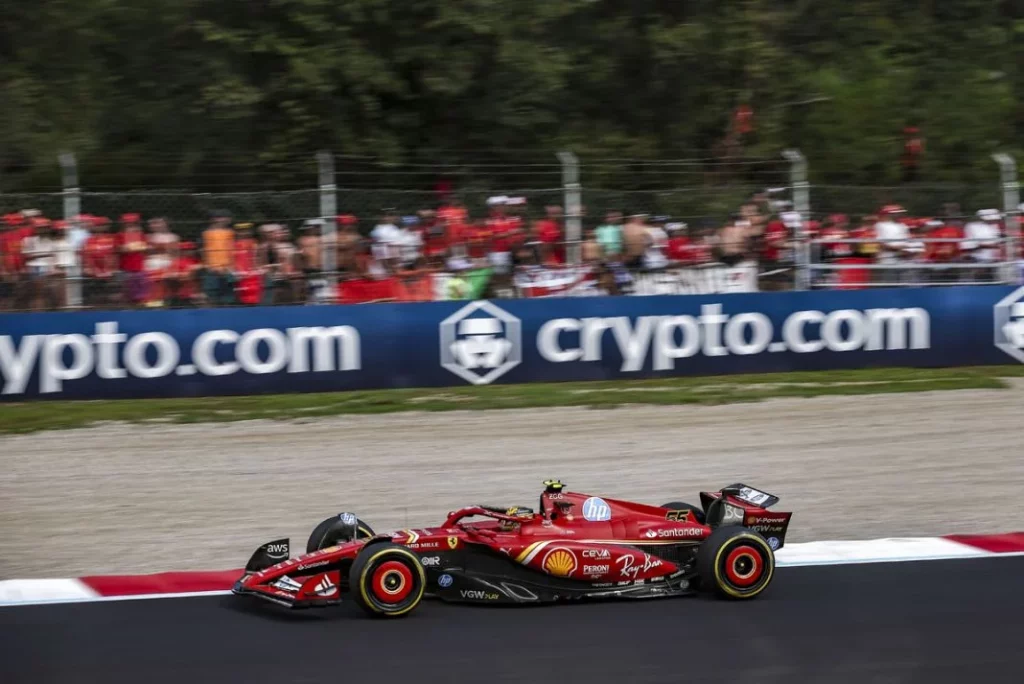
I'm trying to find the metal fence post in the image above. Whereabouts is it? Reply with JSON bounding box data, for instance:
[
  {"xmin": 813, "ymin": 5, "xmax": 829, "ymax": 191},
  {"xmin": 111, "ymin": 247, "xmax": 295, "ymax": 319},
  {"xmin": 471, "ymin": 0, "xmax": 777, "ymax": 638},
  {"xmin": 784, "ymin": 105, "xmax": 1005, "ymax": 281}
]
[
  {"xmin": 317, "ymin": 151, "xmax": 337, "ymax": 301},
  {"xmin": 782, "ymin": 149, "xmax": 810, "ymax": 290},
  {"xmin": 557, "ymin": 151, "xmax": 582, "ymax": 266},
  {"xmin": 59, "ymin": 151, "xmax": 83, "ymax": 307},
  {"xmin": 992, "ymin": 153, "xmax": 1020, "ymax": 284}
]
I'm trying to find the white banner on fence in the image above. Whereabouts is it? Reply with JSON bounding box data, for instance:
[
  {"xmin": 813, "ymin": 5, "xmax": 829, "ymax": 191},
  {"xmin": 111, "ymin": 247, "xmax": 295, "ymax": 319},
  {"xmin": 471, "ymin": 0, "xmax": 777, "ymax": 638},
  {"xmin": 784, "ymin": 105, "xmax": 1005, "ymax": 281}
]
[
  {"xmin": 631, "ymin": 263, "xmax": 758, "ymax": 296},
  {"xmin": 514, "ymin": 266, "xmax": 598, "ymax": 298}
]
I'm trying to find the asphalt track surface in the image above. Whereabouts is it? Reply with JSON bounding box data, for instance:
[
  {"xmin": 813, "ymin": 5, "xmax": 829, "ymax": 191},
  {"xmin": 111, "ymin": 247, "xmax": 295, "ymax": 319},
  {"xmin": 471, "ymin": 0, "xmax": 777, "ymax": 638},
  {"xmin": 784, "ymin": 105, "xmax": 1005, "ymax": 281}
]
[{"xmin": 3, "ymin": 557, "xmax": 1022, "ymax": 684}]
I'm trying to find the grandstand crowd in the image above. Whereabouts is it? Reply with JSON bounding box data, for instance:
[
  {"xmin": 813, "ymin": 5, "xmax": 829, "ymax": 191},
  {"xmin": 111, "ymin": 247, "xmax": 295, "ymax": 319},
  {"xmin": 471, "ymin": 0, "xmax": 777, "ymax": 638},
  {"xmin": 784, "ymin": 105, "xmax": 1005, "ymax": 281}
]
[{"xmin": 0, "ymin": 196, "xmax": 1020, "ymax": 310}]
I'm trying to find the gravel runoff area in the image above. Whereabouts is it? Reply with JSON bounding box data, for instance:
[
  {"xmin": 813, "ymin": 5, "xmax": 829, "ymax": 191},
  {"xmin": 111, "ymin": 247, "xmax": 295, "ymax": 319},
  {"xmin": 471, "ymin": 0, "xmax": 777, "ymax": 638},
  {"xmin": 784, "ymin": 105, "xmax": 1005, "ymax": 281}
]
[{"xmin": 2, "ymin": 384, "xmax": 1022, "ymax": 578}]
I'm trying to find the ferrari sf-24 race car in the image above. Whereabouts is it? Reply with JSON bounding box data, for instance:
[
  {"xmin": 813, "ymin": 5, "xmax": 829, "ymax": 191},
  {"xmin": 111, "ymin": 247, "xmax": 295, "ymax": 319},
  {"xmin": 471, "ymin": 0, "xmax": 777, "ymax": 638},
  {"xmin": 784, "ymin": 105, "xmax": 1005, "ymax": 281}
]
[{"xmin": 233, "ymin": 481, "xmax": 792, "ymax": 618}]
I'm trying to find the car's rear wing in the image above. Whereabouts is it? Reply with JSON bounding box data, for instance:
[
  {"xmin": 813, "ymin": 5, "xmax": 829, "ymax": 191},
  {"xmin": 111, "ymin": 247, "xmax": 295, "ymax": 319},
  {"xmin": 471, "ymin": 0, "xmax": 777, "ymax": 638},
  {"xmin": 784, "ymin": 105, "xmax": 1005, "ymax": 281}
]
[
  {"xmin": 700, "ymin": 484, "xmax": 791, "ymax": 548},
  {"xmin": 721, "ymin": 483, "xmax": 780, "ymax": 509}
]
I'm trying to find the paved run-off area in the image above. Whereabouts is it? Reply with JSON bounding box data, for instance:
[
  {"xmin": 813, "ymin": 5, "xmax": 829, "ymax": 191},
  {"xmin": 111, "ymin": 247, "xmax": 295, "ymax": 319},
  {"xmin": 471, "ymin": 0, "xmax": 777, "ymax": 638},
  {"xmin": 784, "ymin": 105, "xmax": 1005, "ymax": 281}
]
[{"xmin": 2, "ymin": 383, "xmax": 1022, "ymax": 578}]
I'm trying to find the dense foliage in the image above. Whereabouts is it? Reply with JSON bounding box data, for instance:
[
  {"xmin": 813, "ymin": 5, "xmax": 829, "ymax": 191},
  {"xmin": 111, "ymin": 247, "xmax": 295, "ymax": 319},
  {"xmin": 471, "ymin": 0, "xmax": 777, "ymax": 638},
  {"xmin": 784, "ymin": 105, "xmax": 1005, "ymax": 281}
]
[{"xmin": 1, "ymin": 0, "xmax": 1021, "ymax": 194}]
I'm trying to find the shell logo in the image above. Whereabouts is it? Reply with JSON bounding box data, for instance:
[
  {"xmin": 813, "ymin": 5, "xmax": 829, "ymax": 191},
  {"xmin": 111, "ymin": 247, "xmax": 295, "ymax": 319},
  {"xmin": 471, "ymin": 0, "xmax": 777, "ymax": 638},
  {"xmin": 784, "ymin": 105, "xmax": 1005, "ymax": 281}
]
[{"xmin": 542, "ymin": 548, "xmax": 578, "ymax": 577}]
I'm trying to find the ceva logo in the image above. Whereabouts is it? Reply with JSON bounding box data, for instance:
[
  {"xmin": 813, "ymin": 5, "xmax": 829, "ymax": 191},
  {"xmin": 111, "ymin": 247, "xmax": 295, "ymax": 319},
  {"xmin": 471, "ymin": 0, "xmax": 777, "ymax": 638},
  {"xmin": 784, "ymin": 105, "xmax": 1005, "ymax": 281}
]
[
  {"xmin": 439, "ymin": 301, "xmax": 522, "ymax": 385},
  {"xmin": 994, "ymin": 286, "xmax": 1024, "ymax": 364}
]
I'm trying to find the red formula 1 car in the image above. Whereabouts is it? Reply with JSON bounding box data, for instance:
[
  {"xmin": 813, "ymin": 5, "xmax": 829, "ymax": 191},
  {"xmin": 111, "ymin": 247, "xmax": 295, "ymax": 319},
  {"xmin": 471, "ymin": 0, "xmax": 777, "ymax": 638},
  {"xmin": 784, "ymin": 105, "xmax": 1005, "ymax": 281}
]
[{"xmin": 233, "ymin": 480, "xmax": 792, "ymax": 618}]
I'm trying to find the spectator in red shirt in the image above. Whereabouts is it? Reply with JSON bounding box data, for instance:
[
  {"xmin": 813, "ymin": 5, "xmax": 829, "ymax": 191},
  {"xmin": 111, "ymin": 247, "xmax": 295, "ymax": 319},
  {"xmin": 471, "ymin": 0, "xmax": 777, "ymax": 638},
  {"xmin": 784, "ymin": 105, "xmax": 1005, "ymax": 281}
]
[
  {"xmin": 233, "ymin": 222, "xmax": 263, "ymax": 305},
  {"xmin": 167, "ymin": 241, "xmax": 202, "ymax": 307},
  {"xmin": 925, "ymin": 218, "xmax": 963, "ymax": 284},
  {"xmin": 665, "ymin": 222, "xmax": 693, "ymax": 265},
  {"xmin": 535, "ymin": 205, "xmax": 564, "ymax": 264},
  {"xmin": 418, "ymin": 209, "xmax": 449, "ymax": 260},
  {"xmin": 818, "ymin": 214, "xmax": 853, "ymax": 262},
  {"xmin": 118, "ymin": 213, "xmax": 148, "ymax": 306},
  {"xmin": 437, "ymin": 199, "xmax": 468, "ymax": 227},
  {"xmin": 486, "ymin": 196, "xmax": 523, "ymax": 275},
  {"xmin": 0, "ymin": 213, "xmax": 25, "ymax": 309},
  {"xmin": 82, "ymin": 216, "xmax": 117, "ymax": 307}
]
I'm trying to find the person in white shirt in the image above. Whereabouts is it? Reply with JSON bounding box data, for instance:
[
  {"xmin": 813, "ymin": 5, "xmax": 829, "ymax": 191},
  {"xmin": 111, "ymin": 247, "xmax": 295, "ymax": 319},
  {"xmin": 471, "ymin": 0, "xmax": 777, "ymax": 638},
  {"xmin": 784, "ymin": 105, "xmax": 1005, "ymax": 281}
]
[
  {"xmin": 961, "ymin": 209, "xmax": 1003, "ymax": 282},
  {"xmin": 371, "ymin": 210, "xmax": 401, "ymax": 244},
  {"xmin": 395, "ymin": 215, "xmax": 424, "ymax": 268},
  {"xmin": 370, "ymin": 209, "xmax": 402, "ymax": 268},
  {"xmin": 873, "ymin": 205, "xmax": 912, "ymax": 284},
  {"xmin": 22, "ymin": 219, "xmax": 71, "ymax": 309},
  {"xmin": 643, "ymin": 216, "xmax": 669, "ymax": 270}
]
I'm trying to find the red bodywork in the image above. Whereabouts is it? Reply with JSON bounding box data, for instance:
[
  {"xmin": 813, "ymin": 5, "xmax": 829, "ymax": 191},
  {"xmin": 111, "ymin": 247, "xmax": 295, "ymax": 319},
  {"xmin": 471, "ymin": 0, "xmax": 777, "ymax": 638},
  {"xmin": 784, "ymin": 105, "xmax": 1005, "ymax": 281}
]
[{"xmin": 234, "ymin": 484, "xmax": 792, "ymax": 608}]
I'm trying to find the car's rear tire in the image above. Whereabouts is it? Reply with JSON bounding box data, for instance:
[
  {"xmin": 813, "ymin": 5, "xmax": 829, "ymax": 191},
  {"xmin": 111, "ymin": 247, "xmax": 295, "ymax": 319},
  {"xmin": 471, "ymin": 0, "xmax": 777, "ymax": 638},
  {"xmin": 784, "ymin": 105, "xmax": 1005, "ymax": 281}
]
[
  {"xmin": 306, "ymin": 514, "xmax": 375, "ymax": 553},
  {"xmin": 349, "ymin": 542, "xmax": 426, "ymax": 618},
  {"xmin": 696, "ymin": 526, "xmax": 775, "ymax": 599},
  {"xmin": 660, "ymin": 501, "xmax": 706, "ymax": 524}
]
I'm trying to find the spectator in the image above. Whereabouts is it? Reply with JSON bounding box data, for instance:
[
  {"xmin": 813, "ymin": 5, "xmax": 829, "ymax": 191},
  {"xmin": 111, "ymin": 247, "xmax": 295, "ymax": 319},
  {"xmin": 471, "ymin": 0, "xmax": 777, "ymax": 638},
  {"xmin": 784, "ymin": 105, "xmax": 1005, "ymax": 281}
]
[
  {"xmin": 874, "ymin": 204, "xmax": 913, "ymax": 284},
  {"xmin": 0, "ymin": 213, "xmax": 25, "ymax": 309},
  {"xmin": 228, "ymin": 222, "xmax": 260, "ymax": 305},
  {"xmin": 850, "ymin": 215, "xmax": 879, "ymax": 259},
  {"xmin": 621, "ymin": 214, "xmax": 647, "ymax": 268},
  {"xmin": 643, "ymin": 215, "xmax": 670, "ymax": 269},
  {"xmin": 271, "ymin": 224, "xmax": 302, "ymax": 303},
  {"xmin": 596, "ymin": 211, "xmax": 624, "ymax": 259},
  {"xmin": 486, "ymin": 196, "xmax": 520, "ymax": 276},
  {"xmin": 167, "ymin": 241, "xmax": 201, "ymax": 307},
  {"xmin": 716, "ymin": 215, "xmax": 752, "ymax": 267},
  {"xmin": 371, "ymin": 209, "xmax": 401, "ymax": 246},
  {"xmin": 444, "ymin": 208, "xmax": 473, "ymax": 272},
  {"xmin": 534, "ymin": 205, "xmax": 564, "ymax": 264},
  {"xmin": 83, "ymin": 216, "xmax": 117, "ymax": 307},
  {"xmin": 63, "ymin": 214, "xmax": 92, "ymax": 308},
  {"xmin": 437, "ymin": 198, "xmax": 468, "ymax": 227},
  {"xmin": 22, "ymin": 218, "xmax": 65, "ymax": 310},
  {"xmin": 147, "ymin": 217, "xmax": 178, "ymax": 252},
  {"xmin": 202, "ymin": 210, "xmax": 236, "ymax": 306},
  {"xmin": 961, "ymin": 209, "xmax": 1003, "ymax": 282},
  {"xmin": 299, "ymin": 219, "xmax": 329, "ymax": 303},
  {"xmin": 418, "ymin": 209, "xmax": 448, "ymax": 261},
  {"xmin": 759, "ymin": 214, "xmax": 790, "ymax": 277},
  {"xmin": 117, "ymin": 214, "xmax": 149, "ymax": 307},
  {"xmin": 335, "ymin": 215, "xmax": 361, "ymax": 277},
  {"xmin": 144, "ymin": 217, "xmax": 178, "ymax": 307},
  {"xmin": 370, "ymin": 209, "xmax": 403, "ymax": 273},
  {"xmin": 664, "ymin": 222, "xmax": 691, "ymax": 264},
  {"xmin": 464, "ymin": 213, "xmax": 492, "ymax": 266},
  {"xmin": 580, "ymin": 226, "xmax": 603, "ymax": 264},
  {"xmin": 396, "ymin": 215, "xmax": 425, "ymax": 268},
  {"xmin": 818, "ymin": 214, "xmax": 853, "ymax": 262},
  {"xmin": 924, "ymin": 218, "xmax": 962, "ymax": 284}
]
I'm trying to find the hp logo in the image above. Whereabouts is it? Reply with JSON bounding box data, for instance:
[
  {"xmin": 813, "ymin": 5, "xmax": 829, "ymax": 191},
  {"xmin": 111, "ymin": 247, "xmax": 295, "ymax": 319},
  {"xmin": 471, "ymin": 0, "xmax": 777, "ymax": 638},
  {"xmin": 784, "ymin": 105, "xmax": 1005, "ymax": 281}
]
[{"xmin": 582, "ymin": 497, "xmax": 611, "ymax": 522}]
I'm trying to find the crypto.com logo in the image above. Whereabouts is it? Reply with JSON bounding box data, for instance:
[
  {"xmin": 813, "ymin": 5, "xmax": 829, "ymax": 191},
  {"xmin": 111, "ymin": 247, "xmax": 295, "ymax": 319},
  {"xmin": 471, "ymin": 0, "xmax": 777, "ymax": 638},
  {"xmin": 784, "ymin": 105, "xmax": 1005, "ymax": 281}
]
[
  {"xmin": 440, "ymin": 301, "xmax": 521, "ymax": 385},
  {"xmin": 994, "ymin": 286, "xmax": 1024, "ymax": 363}
]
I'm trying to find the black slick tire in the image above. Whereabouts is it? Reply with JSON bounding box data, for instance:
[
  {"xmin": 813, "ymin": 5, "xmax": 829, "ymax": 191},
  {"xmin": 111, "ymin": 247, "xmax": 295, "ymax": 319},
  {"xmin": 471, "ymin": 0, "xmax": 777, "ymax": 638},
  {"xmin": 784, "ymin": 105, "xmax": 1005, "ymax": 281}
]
[
  {"xmin": 306, "ymin": 515, "xmax": 375, "ymax": 553},
  {"xmin": 349, "ymin": 542, "xmax": 426, "ymax": 618},
  {"xmin": 696, "ymin": 526, "xmax": 775, "ymax": 599}
]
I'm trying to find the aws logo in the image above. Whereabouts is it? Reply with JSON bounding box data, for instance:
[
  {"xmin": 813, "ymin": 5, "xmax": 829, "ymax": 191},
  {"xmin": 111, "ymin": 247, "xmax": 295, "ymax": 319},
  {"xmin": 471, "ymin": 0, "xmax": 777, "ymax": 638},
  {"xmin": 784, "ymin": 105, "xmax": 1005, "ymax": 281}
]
[{"xmin": 542, "ymin": 548, "xmax": 578, "ymax": 577}]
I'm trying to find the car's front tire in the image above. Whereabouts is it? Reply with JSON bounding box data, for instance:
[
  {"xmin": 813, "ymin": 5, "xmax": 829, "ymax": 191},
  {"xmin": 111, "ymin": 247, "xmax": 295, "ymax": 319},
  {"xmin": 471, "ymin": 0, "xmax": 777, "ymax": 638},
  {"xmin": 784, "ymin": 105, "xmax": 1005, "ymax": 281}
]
[
  {"xmin": 696, "ymin": 526, "xmax": 775, "ymax": 599},
  {"xmin": 350, "ymin": 543, "xmax": 426, "ymax": 618}
]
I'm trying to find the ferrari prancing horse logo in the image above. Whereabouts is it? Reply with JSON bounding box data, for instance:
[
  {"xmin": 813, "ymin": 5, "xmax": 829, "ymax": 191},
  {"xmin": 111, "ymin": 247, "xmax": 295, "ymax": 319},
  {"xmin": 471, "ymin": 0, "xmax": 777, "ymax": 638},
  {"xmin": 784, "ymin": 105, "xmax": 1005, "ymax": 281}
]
[{"xmin": 447, "ymin": 536, "xmax": 459, "ymax": 550}]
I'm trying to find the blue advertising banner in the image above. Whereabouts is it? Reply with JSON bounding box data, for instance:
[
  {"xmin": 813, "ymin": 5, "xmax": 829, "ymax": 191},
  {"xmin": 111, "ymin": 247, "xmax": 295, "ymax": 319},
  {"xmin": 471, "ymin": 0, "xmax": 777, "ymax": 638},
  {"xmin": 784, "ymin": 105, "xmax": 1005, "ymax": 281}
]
[{"xmin": 2, "ymin": 285, "xmax": 1023, "ymax": 400}]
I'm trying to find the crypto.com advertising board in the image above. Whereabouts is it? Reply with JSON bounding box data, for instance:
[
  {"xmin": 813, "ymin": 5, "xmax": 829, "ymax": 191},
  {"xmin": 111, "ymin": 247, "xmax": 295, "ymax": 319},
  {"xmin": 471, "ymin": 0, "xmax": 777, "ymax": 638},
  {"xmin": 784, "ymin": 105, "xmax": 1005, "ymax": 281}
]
[{"xmin": 1, "ymin": 286, "xmax": 1023, "ymax": 400}]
